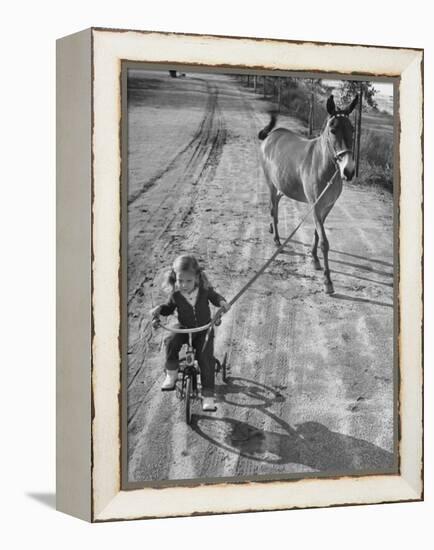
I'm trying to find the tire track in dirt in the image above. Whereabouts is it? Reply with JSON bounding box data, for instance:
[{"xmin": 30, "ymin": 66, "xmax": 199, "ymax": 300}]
[
  {"xmin": 128, "ymin": 83, "xmax": 224, "ymax": 261},
  {"xmin": 127, "ymin": 80, "xmax": 229, "ymax": 474},
  {"xmin": 137, "ymin": 80, "xmax": 319, "ymax": 479},
  {"xmin": 128, "ymin": 76, "xmax": 270, "ymax": 481},
  {"xmin": 271, "ymin": 178, "xmax": 394, "ymax": 464},
  {"xmin": 128, "ymin": 79, "xmax": 221, "ymax": 205},
  {"xmin": 128, "ymin": 79, "xmax": 223, "ymax": 232},
  {"xmin": 213, "ymin": 87, "xmax": 316, "ymax": 477},
  {"xmin": 207, "ymin": 82, "xmax": 393, "ymax": 477},
  {"xmin": 196, "ymin": 87, "xmax": 273, "ymax": 478},
  {"xmin": 127, "ymin": 80, "xmax": 226, "ymax": 346},
  {"xmin": 191, "ymin": 82, "xmax": 310, "ymax": 479}
]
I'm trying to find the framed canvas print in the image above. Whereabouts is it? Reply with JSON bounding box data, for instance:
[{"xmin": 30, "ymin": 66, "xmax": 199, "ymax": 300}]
[{"xmin": 56, "ymin": 28, "xmax": 423, "ymax": 522}]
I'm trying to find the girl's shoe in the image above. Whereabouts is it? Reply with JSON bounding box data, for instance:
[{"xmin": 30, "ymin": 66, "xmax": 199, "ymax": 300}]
[
  {"xmin": 202, "ymin": 396, "xmax": 217, "ymax": 411},
  {"xmin": 161, "ymin": 370, "xmax": 178, "ymax": 391}
]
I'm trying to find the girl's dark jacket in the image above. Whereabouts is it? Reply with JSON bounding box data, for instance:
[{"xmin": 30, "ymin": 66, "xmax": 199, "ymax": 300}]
[{"xmin": 156, "ymin": 285, "xmax": 225, "ymax": 328}]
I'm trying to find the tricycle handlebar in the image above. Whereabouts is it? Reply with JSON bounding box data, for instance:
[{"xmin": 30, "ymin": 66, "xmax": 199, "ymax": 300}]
[{"xmin": 156, "ymin": 321, "xmax": 212, "ymax": 334}]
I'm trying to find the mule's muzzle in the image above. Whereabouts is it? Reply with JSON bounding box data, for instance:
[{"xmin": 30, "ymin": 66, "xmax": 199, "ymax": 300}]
[
  {"xmin": 343, "ymin": 166, "xmax": 355, "ymax": 181},
  {"xmin": 338, "ymin": 153, "xmax": 355, "ymax": 181}
]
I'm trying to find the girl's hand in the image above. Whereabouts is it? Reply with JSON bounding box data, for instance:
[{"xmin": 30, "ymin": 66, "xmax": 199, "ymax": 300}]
[
  {"xmin": 215, "ymin": 301, "xmax": 230, "ymax": 326},
  {"xmin": 151, "ymin": 316, "xmax": 161, "ymax": 329},
  {"xmin": 150, "ymin": 305, "xmax": 162, "ymax": 317},
  {"xmin": 220, "ymin": 301, "xmax": 230, "ymax": 313}
]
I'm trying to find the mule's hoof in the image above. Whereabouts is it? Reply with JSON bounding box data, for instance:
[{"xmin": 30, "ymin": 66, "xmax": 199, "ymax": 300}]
[
  {"xmin": 269, "ymin": 223, "xmax": 274, "ymax": 234},
  {"xmin": 311, "ymin": 258, "xmax": 322, "ymax": 271},
  {"xmin": 324, "ymin": 283, "xmax": 335, "ymax": 295},
  {"xmin": 274, "ymin": 238, "xmax": 281, "ymax": 247}
]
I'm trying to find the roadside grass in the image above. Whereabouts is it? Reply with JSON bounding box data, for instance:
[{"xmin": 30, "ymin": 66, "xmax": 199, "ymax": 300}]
[
  {"xmin": 356, "ymin": 118, "xmax": 394, "ymax": 191},
  {"xmin": 362, "ymin": 110, "xmax": 394, "ymax": 135}
]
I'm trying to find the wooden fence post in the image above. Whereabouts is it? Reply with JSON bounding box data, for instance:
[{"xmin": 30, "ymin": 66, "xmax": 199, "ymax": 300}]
[
  {"xmin": 277, "ymin": 77, "xmax": 281, "ymax": 111},
  {"xmin": 308, "ymin": 80, "xmax": 314, "ymax": 137},
  {"xmin": 355, "ymin": 83, "xmax": 363, "ymax": 177}
]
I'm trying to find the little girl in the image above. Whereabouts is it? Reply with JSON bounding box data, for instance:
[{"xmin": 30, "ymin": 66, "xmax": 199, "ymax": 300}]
[{"xmin": 150, "ymin": 254, "xmax": 230, "ymax": 411}]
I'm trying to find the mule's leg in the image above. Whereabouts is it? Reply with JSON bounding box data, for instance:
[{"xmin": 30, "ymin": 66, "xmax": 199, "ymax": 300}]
[
  {"xmin": 269, "ymin": 188, "xmax": 282, "ymax": 246},
  {"xmin": 269, "ymin": 190, "xmax": 276, "ymax": 236},
  {"xmin": 313, "ymin": 210, "xmax": 334, "ymax": 294},
  {"xmin": 310, "ymin": 229, "xmax": 321, "ymax": 270},
  {"xmin": 268, "ymin": 204, "xmax": 274, "ymax": 235},
  {"xmin": 263, "ymin": 162, "xmax": 282, "ymax": 245}
]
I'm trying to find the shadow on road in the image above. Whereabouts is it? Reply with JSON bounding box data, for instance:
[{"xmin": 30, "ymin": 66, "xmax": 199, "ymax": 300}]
[
  {"xmin": 332, "ymin": 269, "xmax": 393, "ymax": 288},
  {"xmin": 329, "ymin": 257, "xmax": 393, "ymax": 277},
  {"xmin": 192, "ymin": 415, "xmax": 395, "ymax": 472},
  {"xmin": 191, "ymin": 376, "xmax": 395, "ymax": 473},
  {"xmin": 215, "ymin": 376, "xmax": 286, "ymax": 409},
  {"xmin": 281, "ymin": 243, "xmax": 393, "ymax": 278},
  {"xmin": 333, "ymin": 292, "xmax": 393, "ymax": 308},
  {"xmin": 291, "ymin": 239, "xmax": 393, "ymax": 268}
]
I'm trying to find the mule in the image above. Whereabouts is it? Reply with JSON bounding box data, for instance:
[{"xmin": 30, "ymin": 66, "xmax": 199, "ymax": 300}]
[{"xmin": 258, "ymin": 94, "xmax": 358, "ymax": 294}]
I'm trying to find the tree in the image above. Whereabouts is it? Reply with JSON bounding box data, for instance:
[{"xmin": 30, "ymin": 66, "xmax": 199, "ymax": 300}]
[
  {"xmin": 306, "ymin": 78, "xmax": 324, "ymax": 136},
  {"xmin": 340, "ymin": 80, "xmax": 378, "ymax": 109}
]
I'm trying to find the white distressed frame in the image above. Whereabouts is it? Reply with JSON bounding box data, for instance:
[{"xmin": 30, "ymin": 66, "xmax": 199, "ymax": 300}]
[{"xmin": 86, "ymin": 28, "xmax": 423, "ymax": 521}]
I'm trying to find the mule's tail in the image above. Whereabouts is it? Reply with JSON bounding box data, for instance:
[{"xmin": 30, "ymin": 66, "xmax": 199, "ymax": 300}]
[{"xmin": 258, "ymin": 112, "xmax": 278, "ymax": 140}]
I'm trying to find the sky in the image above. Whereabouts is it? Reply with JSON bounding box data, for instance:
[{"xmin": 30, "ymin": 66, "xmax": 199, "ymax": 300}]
[
  {"xmin": 373, "ymin": 82, "xmax": 394, "ymax": 96},
  {"xmin": 323, "ymin": 79, "xmax": 394, "ymax": 113},
  {"xmin": 323, "ymin": 79, "xmax": 393, "ymax": 97}
]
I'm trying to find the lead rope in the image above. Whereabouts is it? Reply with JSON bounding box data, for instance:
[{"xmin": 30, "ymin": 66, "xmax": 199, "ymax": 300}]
[{"xmin": 201, "ymin": 170, "xmax": 338, "ymax": 353}]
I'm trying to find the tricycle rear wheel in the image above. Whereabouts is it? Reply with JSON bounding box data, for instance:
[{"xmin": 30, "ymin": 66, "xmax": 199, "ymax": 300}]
[{"xmin": 221, "ymin": 353, "xmax": 228, "ymax": 383}]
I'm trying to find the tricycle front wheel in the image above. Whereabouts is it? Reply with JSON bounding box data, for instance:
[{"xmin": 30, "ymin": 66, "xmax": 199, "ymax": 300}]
[{"xmin": 185, "ymin": 377, "xmax": 192, "ymax": 425}]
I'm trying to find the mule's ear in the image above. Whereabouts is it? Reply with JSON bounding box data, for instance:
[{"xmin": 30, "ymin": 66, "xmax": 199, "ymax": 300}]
[
  {"xmin": 345, "ymin": 94, "xmax": 358, "ymax": 115},
  {"xmin": 326, "ymin": 95, "xmax": 336, "ymax": 116}
]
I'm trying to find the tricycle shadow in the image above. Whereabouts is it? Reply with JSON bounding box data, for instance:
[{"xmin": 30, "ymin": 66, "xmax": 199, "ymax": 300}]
[{"xmin": 191, "ymin": 376, "xmax": 395, "ymax": 473}]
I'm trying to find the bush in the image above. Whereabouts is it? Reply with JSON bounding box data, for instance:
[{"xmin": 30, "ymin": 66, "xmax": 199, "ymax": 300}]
[
  {"xmin": 357, "ymin": 130, "xmax": 393, "ymax": 191},
  {"xmin": 360, "ymin": 130, "xmax": 393, "ymax": 168},
  {"xmin": 356, "ymin": 160, "xmax": 393, "ymax": 191},
  {"xmin": 280, "ymin": 87, "xmax": 308, "ymax": 121}
]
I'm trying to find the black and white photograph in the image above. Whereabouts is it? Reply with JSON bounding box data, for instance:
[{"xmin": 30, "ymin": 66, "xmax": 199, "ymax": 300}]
[{"xmin": 124, "ymin": 66, "xmax": 397, "ymax": 486}]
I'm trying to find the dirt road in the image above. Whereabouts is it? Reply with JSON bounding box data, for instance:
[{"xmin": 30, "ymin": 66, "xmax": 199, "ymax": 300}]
[{"xmin": 126, "ymin": 71, "xmax": 395, "ymax": 483}]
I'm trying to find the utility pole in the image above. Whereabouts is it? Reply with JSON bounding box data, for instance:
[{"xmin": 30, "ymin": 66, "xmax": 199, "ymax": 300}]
[
  {"xmin": 308, "ymin": 79, "xmax": 314, "ymax": 137},
  {"xmin": 277, "ymin": 77, "xmax": 281, "ymax": 111},
  {"xmin": 352, "ymin": 109, "xmax": 357, "ymax": 156},
  {"xmin": 355, "ymin": 83, "xmax": 363, "ymax": 177}
]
